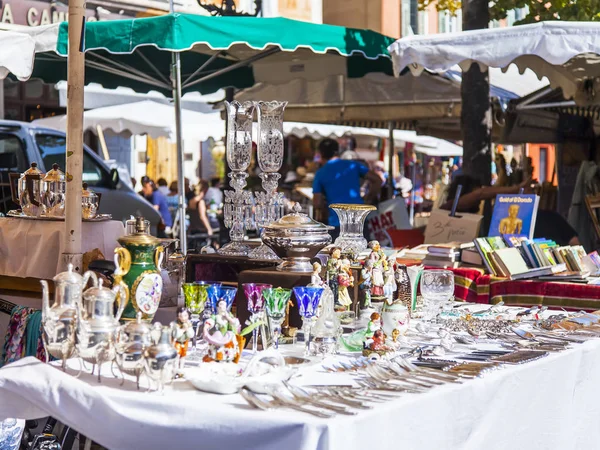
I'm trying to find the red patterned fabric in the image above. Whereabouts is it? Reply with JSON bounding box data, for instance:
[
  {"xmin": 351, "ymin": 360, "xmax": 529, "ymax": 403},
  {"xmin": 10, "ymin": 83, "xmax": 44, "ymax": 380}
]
[{"xmin": 426, "ymin": 267, "xmax": 600, "ymax": 311}]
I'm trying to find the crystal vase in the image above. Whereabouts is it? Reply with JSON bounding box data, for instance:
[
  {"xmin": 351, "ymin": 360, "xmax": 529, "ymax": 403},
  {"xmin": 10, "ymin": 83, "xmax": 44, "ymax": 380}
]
[
  {"xmin": 219, "ymin": 101, "xmax": 255, "ymax": 257},
  {"xmin": 330, "ymin": 203, "xmax": 377, "ymax": 256},
  {"xmin": 248, "ymin": 101, "xmax": 288, "ymax": 261}
]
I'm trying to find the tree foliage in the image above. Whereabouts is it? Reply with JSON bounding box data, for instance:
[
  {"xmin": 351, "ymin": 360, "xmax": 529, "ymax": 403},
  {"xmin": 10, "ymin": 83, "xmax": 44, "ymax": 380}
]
[{"xmin": 418, "ymin": 0, "xmax": 600, "ymax": 23}]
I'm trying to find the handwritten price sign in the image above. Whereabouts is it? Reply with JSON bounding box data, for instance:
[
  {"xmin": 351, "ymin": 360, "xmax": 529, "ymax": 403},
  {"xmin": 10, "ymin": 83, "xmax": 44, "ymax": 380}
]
[{"xmin": 423, "ymin": 209, "xmax": 483, "ymax": 245}]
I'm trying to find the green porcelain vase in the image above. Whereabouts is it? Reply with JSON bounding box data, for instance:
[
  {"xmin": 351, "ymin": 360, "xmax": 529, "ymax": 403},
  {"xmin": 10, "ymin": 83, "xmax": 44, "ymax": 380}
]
[{"xmin": 115, "ymin": 217, "xmax": 164, "ymax": 322}]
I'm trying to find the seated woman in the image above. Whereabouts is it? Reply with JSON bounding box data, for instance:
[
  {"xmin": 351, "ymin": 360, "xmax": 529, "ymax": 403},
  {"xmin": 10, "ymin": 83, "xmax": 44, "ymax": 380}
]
[
  {"xmin": 441, "ymin": 175, "xmax": 580, "ymax": 246},
  {"xmin": 188, "ymin": 180, "xmax": 219, "ymax": 240}
]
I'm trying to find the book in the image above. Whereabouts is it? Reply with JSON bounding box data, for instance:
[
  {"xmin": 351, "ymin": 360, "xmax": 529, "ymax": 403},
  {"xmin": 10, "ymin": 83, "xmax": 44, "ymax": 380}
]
[
  {"xmin": 489, "ymin": 194, "xmax": 540, "ymax": 239},
  {"xmin": 503, "ymin": 234, "xmax": 528, "ymax": 247},
  {"xmin": 428, "ymin": 242, "xmax": 475, "ymax": 255},
  {"xmin": 461, "ymin": 248, "xmax": 483, "ymax": 266},
  {"xmin": 474, "ymin": 238, "xmax": 496, "ymax": 275},
  {"xmin": 422, "ymin": 258, "xmax": 461, "ymax": 269},
  {"xmin": 401, "ymin": 244, "xmax": 430, "ymax": 260},
  {"xmin": 493, "ymin": 248, "xmax": 530, "ymax": 275},
  {"xmin": 510, "ymin": 264, "xmax": 567, "ymax": 280}
]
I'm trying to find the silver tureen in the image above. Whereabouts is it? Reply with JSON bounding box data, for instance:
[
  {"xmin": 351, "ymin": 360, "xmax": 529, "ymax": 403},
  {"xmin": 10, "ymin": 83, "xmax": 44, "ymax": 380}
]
[{"xmin": 261, "ymin": 203, "xmax": 333, "ymax": 273}]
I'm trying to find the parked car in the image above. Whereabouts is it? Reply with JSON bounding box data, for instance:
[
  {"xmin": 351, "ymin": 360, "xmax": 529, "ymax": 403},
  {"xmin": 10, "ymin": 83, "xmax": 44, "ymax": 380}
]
[{"xmin": 0, "ymin": 120, "xmax": 160, "ymax": 229}]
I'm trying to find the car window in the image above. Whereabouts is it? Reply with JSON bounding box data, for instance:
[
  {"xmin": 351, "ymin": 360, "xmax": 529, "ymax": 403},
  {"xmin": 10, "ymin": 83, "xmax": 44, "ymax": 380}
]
[
  {"xmin": 34, "ymin": 133, "xmax": 108, "ymax": 187},
  {"xmin": 0, "ymin": 133, "xmax": 27, "ymax": 172}
]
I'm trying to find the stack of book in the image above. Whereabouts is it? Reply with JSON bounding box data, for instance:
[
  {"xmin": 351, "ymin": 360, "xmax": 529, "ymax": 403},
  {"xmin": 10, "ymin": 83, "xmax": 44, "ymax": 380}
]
[
  {"xmin": 423, "ymin": 242, "xmax": 475, "ymax": 268},
  {"xmin": 474, "ymin": 236, "xmax": 578, "ymax": 280}
]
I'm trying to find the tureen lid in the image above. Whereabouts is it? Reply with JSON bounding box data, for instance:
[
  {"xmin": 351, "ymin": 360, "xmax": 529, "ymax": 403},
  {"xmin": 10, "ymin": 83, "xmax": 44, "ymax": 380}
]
[
  {"xmin": 265, "ymin": 203, "xmax": 333, "ymax": 231},
  {"xmin": 123, "ymin": 312, "xmax": 152, "ymax": 336},
  {"xmin": 118, "ymin": 216, "xmax": 161, "ymax": 246},
  {"xmin": 82, "ymin": 279, "xmax": 115, "ymax": 302},
  {"xmin": 53, "ymin": 263, "xmax": 84, "ymax": 284},
  {"xmin": 43, "ymin": 164, "xmax": 65, "ymax": 183},
  {"xmin": 23, "ymin": 162, "xmax": 43, "ymax": 177}
]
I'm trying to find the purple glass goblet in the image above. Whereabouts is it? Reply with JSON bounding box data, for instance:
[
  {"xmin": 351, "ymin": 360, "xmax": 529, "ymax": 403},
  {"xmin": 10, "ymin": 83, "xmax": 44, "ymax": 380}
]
[{"xmin": 243, "ymin": 283, "xmax": 272, "ymax": 354}]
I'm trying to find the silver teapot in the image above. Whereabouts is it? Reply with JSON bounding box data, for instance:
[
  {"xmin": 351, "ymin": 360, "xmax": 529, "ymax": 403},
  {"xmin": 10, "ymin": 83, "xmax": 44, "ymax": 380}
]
[
  {"xmin": 76, "ymin": 279, "xmax": 128, "ymax": 382},
  {"xmin": 116, "ymin": 312, "xmax": 152, "ymax": 389},
  {"xmin": 10, "ymin": 162, "xmax": 44, "ymax": 217},
  {"xmin": 40, "ymin": 264, "xmax": 98, "ymax": 370},
  {"xmin": 41, "ymin": 163, "xmax": 66, "ymax": 217},
  {"xmin": 143, "ymin": 323, "xmax": 178, "ymax": 393}
]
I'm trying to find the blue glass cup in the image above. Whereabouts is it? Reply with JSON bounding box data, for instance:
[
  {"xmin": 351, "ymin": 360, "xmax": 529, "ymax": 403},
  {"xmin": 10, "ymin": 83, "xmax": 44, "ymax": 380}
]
[
  {"xmin": 293, "ymin": 286, "xmax": 324, "ymax": 354},
  {"xmin": 207, "ymin": 285, "xmax": 238, "ymax": 314}
]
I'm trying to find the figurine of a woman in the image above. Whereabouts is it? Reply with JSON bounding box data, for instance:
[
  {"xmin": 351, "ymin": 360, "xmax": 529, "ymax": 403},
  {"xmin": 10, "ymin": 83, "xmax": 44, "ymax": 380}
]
[
  {"xmin": 310, "ymin": 262, "xmax": 324, "ymax": 287},
  {"xmin": 202, "ymin": 299, "xmax": 241, "ymax": 363},
  {"xmin": 368, "ymin": 241, "xmax": 387, "ymax": 300},
  {"xmin": 383, "ymin": 256, "xmax": 397, "ymax": 305},
  {"xmin": 364, "ymin": 312, "xmax": 383, "ymax": 348},
  {"xmin": 327, "ymin": 247, "xmax": 342, "ymax": 305},
  {"xmin": 359, "ymin": 260, "xmax": 373, "ymax": 309},
  {"xmin": 337, "ymin": 258, "xmax": 354, "ymax": 310},
  {"xmin": 172, "ymin": 307, "xmax": 195, "ymax": 369}
]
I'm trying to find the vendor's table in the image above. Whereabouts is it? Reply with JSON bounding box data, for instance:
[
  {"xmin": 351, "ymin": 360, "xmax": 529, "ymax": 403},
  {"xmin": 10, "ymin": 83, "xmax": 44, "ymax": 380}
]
[
  {"xmin": 0, "ymin": 218, "xmax": 124, "ymax": 281},
  {"xmin": 2, "ymin": 337, "xmax": 600, "ymax": 450},
  {"xmin": 427, "ymin": 266, "xmax": 600, "ymax": 310},
  {"xmin": 185, "ymin": 253, "xmax": 278, "ymax": 283}
]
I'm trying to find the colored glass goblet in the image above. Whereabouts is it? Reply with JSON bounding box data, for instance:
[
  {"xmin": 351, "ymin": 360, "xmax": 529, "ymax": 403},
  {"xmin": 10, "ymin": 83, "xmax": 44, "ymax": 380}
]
[
  {"xmin": 243, "ymin": 283, "xmax": 272, "ymax": 354},
  {"xmin": 263, "ymin": 287, "xmax": 291, "ymax": 350},
  {"xmin": 293, "ymin": 286, "xmax": 324, "ymax": 354}
]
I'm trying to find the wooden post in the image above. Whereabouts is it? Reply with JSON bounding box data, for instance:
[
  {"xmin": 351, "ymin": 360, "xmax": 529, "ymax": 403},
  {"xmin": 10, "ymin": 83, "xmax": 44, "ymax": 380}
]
[{"xmin": 62, "ymin": 0, "xmax": 86, "ymax": 272}]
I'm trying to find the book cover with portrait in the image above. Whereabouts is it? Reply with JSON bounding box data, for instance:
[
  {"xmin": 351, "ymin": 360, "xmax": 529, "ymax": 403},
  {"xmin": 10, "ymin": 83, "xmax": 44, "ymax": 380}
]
[{"xmin": 489, "ymin": 194, "xmax": 540, "ymax": 239}]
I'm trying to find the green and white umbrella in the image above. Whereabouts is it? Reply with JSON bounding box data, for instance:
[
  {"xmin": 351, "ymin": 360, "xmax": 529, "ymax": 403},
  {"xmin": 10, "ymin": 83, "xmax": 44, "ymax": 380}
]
[
  {"xmin": 28, "ymin": 13, "xmax": 394, "ymax": 252},
  {"xmin": 30, "ymin": 13, "xmax": 394, "ymax": 95}
]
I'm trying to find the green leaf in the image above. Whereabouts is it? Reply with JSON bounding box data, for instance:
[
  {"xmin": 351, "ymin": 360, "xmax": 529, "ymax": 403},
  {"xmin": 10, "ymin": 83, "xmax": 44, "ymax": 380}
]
[{"xmin": 240, "ymin": 320, "xmax": 264, "ymax": 337}]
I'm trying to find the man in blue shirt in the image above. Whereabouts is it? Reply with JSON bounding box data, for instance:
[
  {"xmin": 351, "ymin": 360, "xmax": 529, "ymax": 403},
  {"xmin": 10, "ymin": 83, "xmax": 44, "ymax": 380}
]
[
  {"xmin": 313, "ymin": 139, "xmax": 380, "ymax": 238},
  {"xmin": 141, "ymin": 176, "xmax": 173, "ymax": 236}
]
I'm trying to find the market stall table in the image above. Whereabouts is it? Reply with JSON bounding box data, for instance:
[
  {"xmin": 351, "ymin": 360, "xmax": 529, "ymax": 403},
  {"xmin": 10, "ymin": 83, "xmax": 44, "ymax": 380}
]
[{"xmin": 1, "ymin": 331, "xmax": 600, "ymax": 450}]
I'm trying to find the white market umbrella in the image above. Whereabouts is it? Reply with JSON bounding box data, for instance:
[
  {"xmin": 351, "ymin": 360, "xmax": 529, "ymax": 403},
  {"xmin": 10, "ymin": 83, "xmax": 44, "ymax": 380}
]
[
  {"xmin": 388, "ymin": 21, "xmax": 600, "ymax": 106},
  {"xmin": 33, "ymin": 100, "xmax": 224, "ymax": 141},
  {"xmin": 0, "ymin": 24, "xmax": 58, "ymax": 80}
]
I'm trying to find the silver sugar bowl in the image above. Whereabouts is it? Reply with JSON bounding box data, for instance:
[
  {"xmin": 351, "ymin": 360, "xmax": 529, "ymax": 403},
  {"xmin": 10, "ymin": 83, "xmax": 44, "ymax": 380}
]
[
  {"xmin": 116, "ymin": 312, "xmax": 152, "ymax": 389},
  {"xmin": 261, "ymin": 203, "xmax": 333, "ymax": 272}
]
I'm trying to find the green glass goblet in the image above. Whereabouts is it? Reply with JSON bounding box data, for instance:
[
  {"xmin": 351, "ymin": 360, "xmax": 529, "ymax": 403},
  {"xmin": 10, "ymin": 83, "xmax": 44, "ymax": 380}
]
[{"xmin": 263, "ymin": 287, "xmax": 291, "ymax": 350}]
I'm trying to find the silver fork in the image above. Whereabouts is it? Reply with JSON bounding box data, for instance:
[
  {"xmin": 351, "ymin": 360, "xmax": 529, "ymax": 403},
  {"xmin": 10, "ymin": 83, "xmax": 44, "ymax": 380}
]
[{"xmin": 241, "ymin": 387, "xmax": 334, "ymax": 418}]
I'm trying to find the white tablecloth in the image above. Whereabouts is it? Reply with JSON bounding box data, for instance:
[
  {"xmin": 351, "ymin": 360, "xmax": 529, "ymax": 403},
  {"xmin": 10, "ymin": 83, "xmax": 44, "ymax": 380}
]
[
  {"xmin": 0, "ymin": 218, "xmax": 124, "ymax": 279},
  {"xmin": 1, "ymin": 338, "xmax": 600, "ymax": 450}
]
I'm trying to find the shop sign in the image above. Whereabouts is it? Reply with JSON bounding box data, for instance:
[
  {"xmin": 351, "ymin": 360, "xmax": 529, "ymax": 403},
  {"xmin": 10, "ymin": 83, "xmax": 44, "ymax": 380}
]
[{"xmin": 0, "ymin": 0, "xmax": 120, "ymax": 26}]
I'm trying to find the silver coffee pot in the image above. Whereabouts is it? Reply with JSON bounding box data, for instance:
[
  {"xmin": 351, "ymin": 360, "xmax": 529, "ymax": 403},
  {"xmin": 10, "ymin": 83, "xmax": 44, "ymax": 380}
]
[
  {"xmin": 76, "ymin": 279, "xmax": 128, "ymax": 382},
  {"xmin": 40, "ymin": 264, "xmax": 98, "ymax": 370},
  {"xmin": 10, "ymin": 162, "xmax": 44, "ymax": 217},
  {"xmin": 41, "ymin": 163, "xmax": 66, "ymax": 217},
  {"xmin": 143, "ymin": 323, "xmax": 178, "ymax": 393},
  {"xmin": 116, "ymin": 312, "xmax": 152, "ymax": 389}
]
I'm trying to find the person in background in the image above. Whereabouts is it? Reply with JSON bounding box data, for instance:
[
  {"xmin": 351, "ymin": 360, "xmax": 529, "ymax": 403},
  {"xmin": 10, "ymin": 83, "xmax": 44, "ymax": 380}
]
[
  {"xmin": 442, "ymin": 174, "xmax": 580, "ymax": 246},
  {"xmin": 184, "ymin": 178, "xmax": 195, "ymax": 204},
  {"xmin": 189, "ymin": 180, "xmax": 219, "ymax": 237},
  {"xmin": 204, "ymin": 177, "xmax": 223, "ymax": 211},
  {"xmin": 313, "ymin": 138, "xmax": 380, "ymax": 239},
  {"xmin": 131, "ymin": 177, "xmax": 137, "ymax": 190},
  {"xmin": 166, "ymin": 181, "xmax": 179, "ymax": 221},
  {"xmin": 157, "ymin": 178, "xmax": 169, "ymax": 196},
  {"xmin": 141, "ymin": 176, "xmax": 172, "ymax": 236}
]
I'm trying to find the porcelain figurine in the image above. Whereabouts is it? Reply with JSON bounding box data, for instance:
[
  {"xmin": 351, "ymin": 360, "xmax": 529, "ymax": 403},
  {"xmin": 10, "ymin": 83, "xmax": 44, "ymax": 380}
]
[
  {"xmin": 363, "ymin": 312, "xmax": 383, "ymax": 349},
  {"xmin": 367, "ymin": 241, "xmax": 387, "ymax": 301},
  {"xmin": 383, "ymin": 255, "xmax": 397, "ymax": 305},
  {"xmin": 309, "ymin": 262, "xmax": 324, "ymax": 287},
  {"xmin": 359, "ymin": 260, "xmax": 373, "ymax": 309},
  {"xmin": 327, "ymin": 247, "xmax": 342, "ymax": 305},
  {"xmin": 394, "ymin": 263, "xmax": 413, "ymax": 315},
  {"xmin": 172, "ymin": 307, "xmax": 195, "ymax": 370},
  {"xmin": 337, "ymin": 258, "xmax": 354, "ymax": 310},
  {"xmin": 202, "ymin": 299, "xmax": 242, "ymax": 363}
]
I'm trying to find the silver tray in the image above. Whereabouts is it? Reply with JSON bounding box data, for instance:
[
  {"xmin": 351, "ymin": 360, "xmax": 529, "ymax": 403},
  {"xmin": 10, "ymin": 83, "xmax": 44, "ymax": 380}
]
[{"xmin": 6, "ymin": 210, "xmax": 112, "ymax": 222}]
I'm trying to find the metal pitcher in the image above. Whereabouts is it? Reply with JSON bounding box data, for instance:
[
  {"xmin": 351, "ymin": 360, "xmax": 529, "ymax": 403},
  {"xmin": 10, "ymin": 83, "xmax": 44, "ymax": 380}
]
[
  {"xmin": 40, "ymin": 264, "xmax": 98, "ymax": 369},
  {"xmin": 76, "ymin": 279, "xmax": 128, "ymax": 382},
  {"xmin": 115, "ymin": 312, "xmax": 152, "ymax": 389},
  {"xmin": 9, "ymin": 162, "xmax": 44, "ymax": 217},
  {"xmin": 41, "ymin": 163, "xmax": 66, "ymax": 218},
  {"xmin": 143, "ymin": 323, "xmax": 177, "ymax": 392}
]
